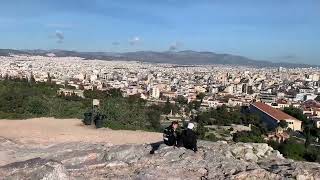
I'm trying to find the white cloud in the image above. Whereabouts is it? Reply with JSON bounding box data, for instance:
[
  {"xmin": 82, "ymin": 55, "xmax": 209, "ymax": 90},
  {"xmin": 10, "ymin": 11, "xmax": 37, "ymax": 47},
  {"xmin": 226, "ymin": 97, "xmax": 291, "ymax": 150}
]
[
  {"xmin": 129, "ymin": 36, "xmax": 141, "ymax": 46},
  {"xmin": 55, "ymin": 30, "xmax": 64, "ymax": 43},
  {"xmin": 169, "ymin": 41, "xmax": 182, "ymax": 51}
]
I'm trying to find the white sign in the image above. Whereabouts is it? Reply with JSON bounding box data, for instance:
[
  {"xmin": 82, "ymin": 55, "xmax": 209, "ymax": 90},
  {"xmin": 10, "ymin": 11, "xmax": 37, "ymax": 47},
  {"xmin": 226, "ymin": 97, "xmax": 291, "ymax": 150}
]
[{"xmin": 93, "ymin": 99, "xmax": 100, "ymax": 106}]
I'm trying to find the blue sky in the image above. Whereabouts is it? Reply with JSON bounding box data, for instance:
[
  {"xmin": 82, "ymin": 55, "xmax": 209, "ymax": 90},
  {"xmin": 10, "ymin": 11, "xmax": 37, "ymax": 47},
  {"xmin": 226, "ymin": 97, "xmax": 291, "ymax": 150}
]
[{"xmin": 0, "ymin": 0, "xmax": 319, "ymax": 64}]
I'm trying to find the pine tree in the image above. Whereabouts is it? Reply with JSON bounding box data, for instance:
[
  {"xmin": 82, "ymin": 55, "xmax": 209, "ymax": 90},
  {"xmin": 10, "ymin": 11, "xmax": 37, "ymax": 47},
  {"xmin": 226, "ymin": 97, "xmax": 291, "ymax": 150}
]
[
  {"xmin": 47, "ymin": 72, "xmax": 52, "ymax": 84},
  {"xmin": 29, "ymin": 72, "xmax": 36, "ymax": 84}
]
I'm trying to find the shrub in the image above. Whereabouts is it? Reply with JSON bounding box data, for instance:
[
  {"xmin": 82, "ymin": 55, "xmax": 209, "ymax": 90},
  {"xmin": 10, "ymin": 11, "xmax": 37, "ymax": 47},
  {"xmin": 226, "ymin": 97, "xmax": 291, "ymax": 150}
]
[
  {"xmin": 278, "ymin": 139, "xmax": 306, "ymax": 161},
  {"xmin": 233, "ymin": 131, "xmax": 265, "ymax": 143},
  {"xmin": 205, "ymin": 133, "xmax": 218, "ymax": 142}
]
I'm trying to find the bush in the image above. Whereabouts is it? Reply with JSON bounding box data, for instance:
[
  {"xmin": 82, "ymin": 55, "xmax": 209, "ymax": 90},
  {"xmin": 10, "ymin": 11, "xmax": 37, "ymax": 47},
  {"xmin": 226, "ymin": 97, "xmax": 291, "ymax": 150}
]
[
  {"xmin": 0, "ymin": 80, "xmax": 89, "ymax": 119},
  {"xmin": 0, "ymin": 79, "xmax": 161, "ymax": 132},
  {"xmin": 204, "ymin": 133, "xmax": 218, "ymax": 142},
  {"xmin": 146, "ymin": 108, "xmax": 161, "ymax": 131},
  {"xmin": 100, "ymin": 96, "xmax": 161, "ymax": 131},
  {"xmin": 233, "ymin": 131, "xmax": 265, "ymax": 143},
  {"xmin": 303, "ymin": 147, "xmax": 320, "ymax": 163},
  {"xmin": 279, "ymin": 139, "xmax": 306, "ymax": 161},
  {"xmin": 270, "ymin": 138, "xmax": 320, "ymax": 162},
  {"xmin": 25, "ymin": 97, "xmax": 49, "ymax": 115}
]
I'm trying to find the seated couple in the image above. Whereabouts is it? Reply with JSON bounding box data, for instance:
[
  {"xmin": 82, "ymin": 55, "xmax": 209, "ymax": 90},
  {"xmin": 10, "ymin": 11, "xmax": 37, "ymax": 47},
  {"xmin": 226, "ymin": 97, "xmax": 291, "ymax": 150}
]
[{"xmin": 163, "ymin": 121, "xmax": 197, "ymax": 152}]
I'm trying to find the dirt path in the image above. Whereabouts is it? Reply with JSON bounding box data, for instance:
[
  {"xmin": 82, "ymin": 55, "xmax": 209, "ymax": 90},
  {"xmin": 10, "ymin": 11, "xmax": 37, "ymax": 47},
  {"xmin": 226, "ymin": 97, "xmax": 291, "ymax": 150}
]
[{"xmin": 0, "ymin": 118, "xmax": 162, "ymax": 146}]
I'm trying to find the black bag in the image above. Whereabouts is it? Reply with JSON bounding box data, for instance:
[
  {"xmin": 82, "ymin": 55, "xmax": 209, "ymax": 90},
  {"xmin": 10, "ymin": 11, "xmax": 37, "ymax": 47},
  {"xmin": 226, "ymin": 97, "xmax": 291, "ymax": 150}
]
[
  {"xmin": 94, "ymin": 114, "xmax": 106, "ymax": 128},
  {"xmin": 83, "ymin": 112, "xmax": 92, "ymax": 125}
]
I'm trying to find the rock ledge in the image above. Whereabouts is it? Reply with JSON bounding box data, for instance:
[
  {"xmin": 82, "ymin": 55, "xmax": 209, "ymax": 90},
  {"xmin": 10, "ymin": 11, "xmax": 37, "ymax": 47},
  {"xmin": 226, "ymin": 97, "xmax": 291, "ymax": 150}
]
[{"xmin": 0, "ymin": 138, "xmax": 319, "ymax": 180}]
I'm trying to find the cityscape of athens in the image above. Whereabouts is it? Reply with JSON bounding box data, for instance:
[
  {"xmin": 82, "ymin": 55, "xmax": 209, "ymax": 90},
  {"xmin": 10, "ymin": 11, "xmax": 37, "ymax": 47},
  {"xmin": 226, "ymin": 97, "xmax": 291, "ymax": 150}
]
[{"xmin": 0, "ymin": 0, "xmax": 319, "ymax": 179}]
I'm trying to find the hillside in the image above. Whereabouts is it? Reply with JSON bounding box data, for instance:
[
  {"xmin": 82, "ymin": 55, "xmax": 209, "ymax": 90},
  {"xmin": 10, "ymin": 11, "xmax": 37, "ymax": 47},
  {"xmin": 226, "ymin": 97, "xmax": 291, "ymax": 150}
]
[{"xmin": 0, "ymin": 49, "xmax": 315, "ymax": 68}]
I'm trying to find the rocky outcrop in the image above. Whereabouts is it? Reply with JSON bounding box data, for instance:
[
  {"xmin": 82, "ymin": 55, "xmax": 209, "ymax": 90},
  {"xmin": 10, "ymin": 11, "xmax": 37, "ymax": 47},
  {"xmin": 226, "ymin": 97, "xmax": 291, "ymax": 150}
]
[
  {"xmin": 0, "ymin": 158, "xmax": 69, "ymax": 180},
  {"xmin": 0, "ymin": 137, "xmax": 319, "ymax": 180}
]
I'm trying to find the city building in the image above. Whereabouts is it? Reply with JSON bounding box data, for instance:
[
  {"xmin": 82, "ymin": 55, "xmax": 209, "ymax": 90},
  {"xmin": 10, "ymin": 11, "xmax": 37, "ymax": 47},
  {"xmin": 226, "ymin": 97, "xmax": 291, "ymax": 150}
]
[{"xmin": 250, "ymin": 102, "xmax": 302, "ymax": 131}]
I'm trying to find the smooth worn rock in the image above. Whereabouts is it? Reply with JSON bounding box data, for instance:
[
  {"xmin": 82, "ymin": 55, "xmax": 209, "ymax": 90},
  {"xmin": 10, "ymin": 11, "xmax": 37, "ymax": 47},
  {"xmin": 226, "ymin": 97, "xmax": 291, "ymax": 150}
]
[
  {"xmin": 0, "ymin": 158, "xmax": 69, "ymax": 180},
  {"xmin": 0, "ymin": 137, "xmax": 319, "ymax": 180}
]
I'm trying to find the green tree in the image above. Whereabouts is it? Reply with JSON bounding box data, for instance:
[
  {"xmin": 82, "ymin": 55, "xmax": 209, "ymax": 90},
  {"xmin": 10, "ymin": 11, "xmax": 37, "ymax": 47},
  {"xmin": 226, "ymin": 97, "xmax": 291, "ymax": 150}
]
[
  {"xmin": 304, "ymin": 124, "xmax": 312, "ymax": 148},
  {"xmin": 163, "ymin": 98, "xmax": 172, "ymax": 114},
  {"xmin": 25, "ymin": 97, "xmax": 49, "ymax": 115},
  {"xmin": 47, "ymin": 72, "xmax": 52, "ymax": 85},
  {"xmin": 279, "ymin": 138, "xmax": 306, "ymax": 161},
  {"xmin": 233, "ymin": 128, "xmax": 265, "ymax": 143},
  {"xmin": 107, "ymin": 88, "xmax": 122, "ymax": 97},
  {"xmin": 29, "ymin": 72, "xmax": 36, "ymax": 84},
  {"xmin": 283, "ymin": 107, "xmax": 308, "ymax": 123},
  {"xmin": 176, "ymin": 95, "xmax": 188, "ymax": 105},
  {"xmin": 196, "ymin": 92, "xmax": 206, "ymax": 103},
  {"xmin": 196, "ymin": 120, "xmax": 207, "ymax": 139},
  {"xmin": 146, "ymin": 108, "xmax": 161, "ymax": 131},
  {"xmin": 278, "ymin": 120, "xmax": 288, "ymax": 129}
]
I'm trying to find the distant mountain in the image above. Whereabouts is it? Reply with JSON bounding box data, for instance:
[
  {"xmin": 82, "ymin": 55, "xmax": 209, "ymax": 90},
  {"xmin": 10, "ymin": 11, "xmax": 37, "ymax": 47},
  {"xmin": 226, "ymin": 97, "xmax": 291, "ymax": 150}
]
[{"xmin": 0, "ymin": 49, "xmax": 316, "ymax": 68}]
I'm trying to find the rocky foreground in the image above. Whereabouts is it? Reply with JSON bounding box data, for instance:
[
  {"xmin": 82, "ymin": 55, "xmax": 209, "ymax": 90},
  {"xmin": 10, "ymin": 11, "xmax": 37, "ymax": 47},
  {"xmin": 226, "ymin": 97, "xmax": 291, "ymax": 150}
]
[{"xmin": 0, "ymin": 137, "xmax": 319, "ymax": 180}]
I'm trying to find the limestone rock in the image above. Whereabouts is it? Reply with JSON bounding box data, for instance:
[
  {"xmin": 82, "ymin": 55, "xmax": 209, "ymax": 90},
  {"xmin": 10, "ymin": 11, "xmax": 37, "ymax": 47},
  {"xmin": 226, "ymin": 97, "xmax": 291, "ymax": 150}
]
[
  {"xmin": 0, "ymin": 137, "xmax": 319, "ymax": 180},
  {"xmin": 0, "ymin": 158, "xmax": 69, "ymax": 180}
]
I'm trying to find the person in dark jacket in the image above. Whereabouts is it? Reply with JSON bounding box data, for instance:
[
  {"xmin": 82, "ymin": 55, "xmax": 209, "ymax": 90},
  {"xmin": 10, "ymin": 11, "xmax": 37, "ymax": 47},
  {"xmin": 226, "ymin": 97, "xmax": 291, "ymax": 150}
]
[
  {"xmin": 182, "ymin": 122, "xmax": 198, "ymax": 152},
  {"xmin": 163, "ymin": 121, "xmax": 179, "ymax": 146}
]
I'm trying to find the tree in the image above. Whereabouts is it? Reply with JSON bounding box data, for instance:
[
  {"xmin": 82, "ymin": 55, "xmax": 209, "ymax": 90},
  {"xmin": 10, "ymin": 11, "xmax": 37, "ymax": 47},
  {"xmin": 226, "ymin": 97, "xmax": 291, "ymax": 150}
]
[
  {"xmin": 196, "ymin": 92, "xmax": 206, "ymax": 103},
  {"xmin": 163, "ymin": 98, "xmax": 172, "ymax": 115},
  {"xmin": 196, "ymin": 120, "xmax": 206, "ymax": 139},
  {"xmin": 310, "ymin": 127, "xmax": 320, "ymax": 139},
  {"xmin": 146, "ymin": 108, "xmax": 161, "ymax": 131},
  {"xmin": 107, "ymin": 88, "xmax": 122, "ymax": 97},
  {"xmin": 25, "ymin": 97, "xmax": 49, "ymax": 115},
  {"xmin": 304, "ymin": 147, "xmax": 320, "ymax": 163},
  {"xmin": 47, "ymin": 72, "xmax": 52, "ymax": 84},
  {"xmin": 0, "ymin": 79, "xmax": 88, "ymax": 119},
  {"xmin": 279, "ymin": 138, "xmax": 306, "ymax": 161},
  {"xmin": 29, "ymin": 72, "xmax": 36, "ymax": 84},
  {"xmin": 283, "ymin": 107, "xmax": 308, "ymax": 123},
  {"xmin": 4, "ymin": 74, "xmax": 9, "ymax": 81},
  {"xmin": 188, "ymin": 100, "xmax": 201, "ymax": 111},
  {"xmin": 176, "ymin": 95, "xmax": 188, "ymax": 105},
  {"xmin": 233, "ymin": 130, "xmax": 265, "ymax": 143},
  {"xmin": 283, "ymin": 106, "xmax": 318, "ymax": 145},
  {"xmin": 278, "ymin": 120, "xmax": 288, "ymax": 129},
  {"xmin": 304, "ymin": 124, "xmax": 312, "ymax": 148}
]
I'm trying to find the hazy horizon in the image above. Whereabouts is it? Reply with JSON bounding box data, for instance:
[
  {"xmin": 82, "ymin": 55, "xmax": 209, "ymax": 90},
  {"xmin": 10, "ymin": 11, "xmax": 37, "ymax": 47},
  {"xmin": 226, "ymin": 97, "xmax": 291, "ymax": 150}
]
[{"xmin": 0, "ymin": 0, "xmax": 319, "ymax": 64}]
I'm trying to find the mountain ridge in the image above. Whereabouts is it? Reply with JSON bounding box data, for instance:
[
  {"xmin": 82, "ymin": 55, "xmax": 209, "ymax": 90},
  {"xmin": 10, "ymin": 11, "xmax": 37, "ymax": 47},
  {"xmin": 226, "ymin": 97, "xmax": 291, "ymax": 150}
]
[{"xmin": 0, "ymin": 48, "xmax": 317, "ymax": 68}]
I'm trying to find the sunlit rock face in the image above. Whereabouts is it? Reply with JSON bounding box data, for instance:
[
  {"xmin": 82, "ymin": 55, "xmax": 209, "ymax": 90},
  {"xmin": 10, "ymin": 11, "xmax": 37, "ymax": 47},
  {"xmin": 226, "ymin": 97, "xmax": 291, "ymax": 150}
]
[{"xmin": 0, "ymin": 138, "xmax": 319, "ymax": 180}]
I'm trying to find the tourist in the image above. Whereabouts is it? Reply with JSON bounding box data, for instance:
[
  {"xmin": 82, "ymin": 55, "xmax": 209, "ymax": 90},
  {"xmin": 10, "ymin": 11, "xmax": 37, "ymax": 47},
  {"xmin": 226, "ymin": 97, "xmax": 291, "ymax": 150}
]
[
  {"xmin": 181, "ymin": 122, "xmax": 198, "ymax": 152},
  {"xmin": 163, "ymin": 121, "xmax": 179, "ymax": 146}
]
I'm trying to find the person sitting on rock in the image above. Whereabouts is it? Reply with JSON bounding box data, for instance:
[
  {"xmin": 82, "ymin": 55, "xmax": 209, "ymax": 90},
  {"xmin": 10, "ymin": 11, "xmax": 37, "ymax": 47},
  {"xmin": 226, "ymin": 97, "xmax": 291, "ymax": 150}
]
[
  {"xmin": 163, "ymin": 121, "xmax": 179, "ymax": 146},
  {"xmin": 181, "ymin": 122, "xmax": 198, "ymax": 152}
]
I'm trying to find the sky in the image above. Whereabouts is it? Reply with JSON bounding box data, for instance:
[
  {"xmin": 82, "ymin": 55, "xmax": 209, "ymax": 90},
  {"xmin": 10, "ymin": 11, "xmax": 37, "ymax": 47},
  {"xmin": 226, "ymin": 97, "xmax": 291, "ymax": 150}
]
[{"xmin": 0, "ymin": 0, "xmax": 319, "ymax": 64}]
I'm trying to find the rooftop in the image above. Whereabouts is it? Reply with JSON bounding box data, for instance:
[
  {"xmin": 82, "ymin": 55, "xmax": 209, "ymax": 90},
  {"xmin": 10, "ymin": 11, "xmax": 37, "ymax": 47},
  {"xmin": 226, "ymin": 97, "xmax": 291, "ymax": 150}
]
[{"xmin": 252, "ymin": 102, "xmax": 300, "ymax": 122}]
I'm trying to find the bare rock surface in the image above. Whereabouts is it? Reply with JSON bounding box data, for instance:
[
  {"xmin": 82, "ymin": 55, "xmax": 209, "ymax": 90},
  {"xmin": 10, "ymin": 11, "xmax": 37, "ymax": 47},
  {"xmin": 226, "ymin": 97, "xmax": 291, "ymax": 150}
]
[{"xmin": 0, "ymin": 137, "xmax": 319, "ymax": 180}]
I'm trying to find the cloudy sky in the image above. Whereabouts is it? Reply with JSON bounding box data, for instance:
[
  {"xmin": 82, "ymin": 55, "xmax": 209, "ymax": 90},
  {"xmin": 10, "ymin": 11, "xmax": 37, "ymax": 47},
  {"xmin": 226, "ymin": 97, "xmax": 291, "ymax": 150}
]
[{"xmin": 0, "ymin": 0, "xmax": 319, "ymax": 64}]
